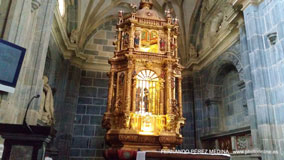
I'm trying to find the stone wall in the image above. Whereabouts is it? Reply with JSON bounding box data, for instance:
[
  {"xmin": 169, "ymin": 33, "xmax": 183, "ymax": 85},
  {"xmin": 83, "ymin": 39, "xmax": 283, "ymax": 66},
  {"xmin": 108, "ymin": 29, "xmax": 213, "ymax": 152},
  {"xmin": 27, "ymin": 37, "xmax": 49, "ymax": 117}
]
[
  {"xmin": 180, "ymin": 75, "xmax": 195, "ymax": 149},
  {"xmin": 222, "ymin": 68, "xmax": 248, "ymax": 131},
  {"xmin": 242, "ymin": 0, "xmax": 284, "ymax": 159},
  {"xmin": 70, "ymin": 70, "xmax": 108, "ymax": 160},
  {"xmin": 84, "ymin": 19, "xmax": 117, "ymax": 67}
]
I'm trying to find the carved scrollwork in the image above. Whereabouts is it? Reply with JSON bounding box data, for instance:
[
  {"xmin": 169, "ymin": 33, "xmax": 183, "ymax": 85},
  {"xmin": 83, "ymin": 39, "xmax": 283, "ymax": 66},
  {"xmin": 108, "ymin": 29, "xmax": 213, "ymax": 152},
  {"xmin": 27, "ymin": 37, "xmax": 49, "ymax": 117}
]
[
  {"xmin": 165, "ymin": 114, "xmax": 176, "ymax": 132},
  {"xmin": 31, "ymin": 0, "xmax": 41, "ymax": 12},
  {"xmin": 102, "ymin": 115, "xmax": 111, "ymax": 130}
]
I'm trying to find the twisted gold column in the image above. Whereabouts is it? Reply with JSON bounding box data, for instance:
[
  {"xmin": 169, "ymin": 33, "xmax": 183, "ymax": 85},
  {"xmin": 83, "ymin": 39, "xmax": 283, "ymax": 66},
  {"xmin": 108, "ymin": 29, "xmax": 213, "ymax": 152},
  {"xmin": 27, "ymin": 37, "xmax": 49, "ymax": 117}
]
[
  {"xmin": 165, "ymin": 63, "xmax": 172, "ymax": 114},
  {"xmin": 125, "ymin": 61, "xmax": 133, "ymax": 112},
  {"xmin": 159, "ymin": 79, "xmax": 164, "ymax": 115},
  {"xmin": 132, "ymin": 77, "xmax": 137, "ymax": 112},
  {"xmin": 177, "ymin": 77, "xmax": 183, "ymax": 117},
  {"xmin": 167, "ymin": 28, "xmax": 171, "ymax": 53},
  {"xmin": 129, "ymin": 23, "xmax": 135, "ymax": 49}
]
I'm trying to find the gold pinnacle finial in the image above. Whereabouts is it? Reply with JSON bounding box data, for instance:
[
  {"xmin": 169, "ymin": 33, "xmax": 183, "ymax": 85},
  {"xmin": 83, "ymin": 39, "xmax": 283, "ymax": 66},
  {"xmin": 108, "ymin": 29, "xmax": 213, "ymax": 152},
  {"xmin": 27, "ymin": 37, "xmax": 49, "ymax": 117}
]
[{"xmin": 139, "ymin": 0, "xmax": 153, "ymax": 9}]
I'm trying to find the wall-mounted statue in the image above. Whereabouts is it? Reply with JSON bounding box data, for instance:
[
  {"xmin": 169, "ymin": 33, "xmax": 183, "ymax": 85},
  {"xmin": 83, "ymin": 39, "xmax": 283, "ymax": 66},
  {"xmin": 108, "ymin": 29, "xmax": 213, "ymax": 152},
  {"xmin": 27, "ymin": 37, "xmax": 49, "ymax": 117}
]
[
  {"xmin": 159, "ymin": 37, "xmax": 166, "ymax": 51},
  {"xmin": 70, "ymin": 29, "xmax": 78, "ymax": 44},
  {"xmin": 38, "ymin": 76, "xmax": 55, "ymax": 126},
  {"xmin": 134, "ymin": 31, "xmax": 140, "ymax": 48},
  {"xmin": 123, "ymin": 32, "xmax": 129, "ymax": 49}
]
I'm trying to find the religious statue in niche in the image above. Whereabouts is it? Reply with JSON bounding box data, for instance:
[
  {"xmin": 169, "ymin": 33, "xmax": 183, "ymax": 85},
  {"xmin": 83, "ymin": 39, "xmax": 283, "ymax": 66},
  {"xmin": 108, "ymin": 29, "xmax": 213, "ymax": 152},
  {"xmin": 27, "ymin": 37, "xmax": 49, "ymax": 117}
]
[
  {"xmin": 39, "ymin": 76, "xmax": 55, "ymax": 126},
  {"xmin": 118, "ymin": 72, "xmax": 125, "ymax": 100},
  {"xmin": 134, "ymin": 31, "xmax": 140, "ymax": 48},
  {"xmin": 159, "ymin": 37, "xmax": 166, "ymax": 51},
  {"xmin": 119, "ymin": 72, "xmax": 125, "ymax": 85},
  {"xmin": 143, "ymin": 88, "xmax": 149, "ymax": 112},
  {"xmin": 123, "ymin": 32, "xmax": 129, "ymax": 49},
  {"xmin": 150, "ymin": 31, "xmax": 158, "ymax": 45},
  {"xmin": 171, "ymin": 37, "xmax": 176, "ymax": 50}
]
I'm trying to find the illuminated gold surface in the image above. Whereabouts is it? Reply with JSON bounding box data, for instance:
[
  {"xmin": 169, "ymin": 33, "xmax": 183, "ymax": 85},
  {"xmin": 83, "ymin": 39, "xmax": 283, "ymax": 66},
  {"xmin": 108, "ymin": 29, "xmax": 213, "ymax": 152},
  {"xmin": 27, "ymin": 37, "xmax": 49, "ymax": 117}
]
[{"xmin": 102, "ymin": 0, "xmax": 185, "ymax": 150}]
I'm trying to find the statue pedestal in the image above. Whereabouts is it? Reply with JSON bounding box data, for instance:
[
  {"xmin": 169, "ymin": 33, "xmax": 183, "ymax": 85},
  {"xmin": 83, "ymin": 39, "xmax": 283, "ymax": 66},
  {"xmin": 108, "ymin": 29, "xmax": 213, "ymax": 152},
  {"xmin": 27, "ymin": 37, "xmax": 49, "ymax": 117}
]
[
  {"xmin": 0, "ymin": 124, "xmax": 56, "ymax": 160},
  {"xmin": 104, "ymin": 149, "xmax": 231, "ymax": 160}
]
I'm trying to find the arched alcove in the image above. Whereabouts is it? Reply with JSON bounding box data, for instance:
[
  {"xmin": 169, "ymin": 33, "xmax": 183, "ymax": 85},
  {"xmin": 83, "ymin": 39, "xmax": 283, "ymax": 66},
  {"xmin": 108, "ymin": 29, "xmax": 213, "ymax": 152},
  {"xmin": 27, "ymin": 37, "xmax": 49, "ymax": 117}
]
[
  {"xmin": 216, "ymin": 64, "xmax": 249, "ymax": 132},
  {"xmin": 202, "ymin": 51, "xmax": 249, "ymax": 135}
]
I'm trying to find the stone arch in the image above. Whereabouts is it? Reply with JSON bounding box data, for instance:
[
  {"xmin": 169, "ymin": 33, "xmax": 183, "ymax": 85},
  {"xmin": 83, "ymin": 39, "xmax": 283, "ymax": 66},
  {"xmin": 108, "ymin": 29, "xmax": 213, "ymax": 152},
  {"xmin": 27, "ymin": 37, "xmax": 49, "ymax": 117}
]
[
  {"xmin": 203, "ymin": 50, "xmax": 248, "ymax": 133},
  {"xmin": 207, "ymin": 51, "xmax": 245, "ymax": 86}
]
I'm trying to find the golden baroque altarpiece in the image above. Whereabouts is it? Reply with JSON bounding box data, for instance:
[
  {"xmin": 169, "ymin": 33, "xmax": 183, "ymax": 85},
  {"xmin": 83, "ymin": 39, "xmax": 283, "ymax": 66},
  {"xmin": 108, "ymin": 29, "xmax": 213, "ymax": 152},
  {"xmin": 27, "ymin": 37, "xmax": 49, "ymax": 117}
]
[{"xmin": 102, "ymin": 0, "xmax": 185, "ymax": 150}]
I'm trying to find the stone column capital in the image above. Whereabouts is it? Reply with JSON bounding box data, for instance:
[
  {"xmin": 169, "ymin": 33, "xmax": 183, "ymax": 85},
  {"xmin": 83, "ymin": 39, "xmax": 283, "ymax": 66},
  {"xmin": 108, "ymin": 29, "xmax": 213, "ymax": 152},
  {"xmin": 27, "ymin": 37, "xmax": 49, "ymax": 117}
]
[{"xmin": 229, "ymin": 0, "xmax": 263, "ymax": 11}]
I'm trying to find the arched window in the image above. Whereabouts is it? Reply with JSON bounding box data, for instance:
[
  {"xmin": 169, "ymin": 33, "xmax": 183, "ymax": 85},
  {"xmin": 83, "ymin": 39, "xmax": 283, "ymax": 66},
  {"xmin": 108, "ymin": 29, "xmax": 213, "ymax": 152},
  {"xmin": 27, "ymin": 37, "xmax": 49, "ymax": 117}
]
[
  {"xmin": 136, "ymin": 70, "xmax": 160, "ymax": 114},
  {"xmin": 58, "ymin": 0, "xmax": 65, "ymax": 16}
]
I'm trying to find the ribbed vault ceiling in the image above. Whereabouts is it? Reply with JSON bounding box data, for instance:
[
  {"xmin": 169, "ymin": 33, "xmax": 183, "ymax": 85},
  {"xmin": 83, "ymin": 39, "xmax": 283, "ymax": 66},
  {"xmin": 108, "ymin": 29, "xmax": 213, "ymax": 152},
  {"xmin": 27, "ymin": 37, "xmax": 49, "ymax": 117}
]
[{"xmin": 69, "ymin": 0, "xmax": 199, "ymax": 64}]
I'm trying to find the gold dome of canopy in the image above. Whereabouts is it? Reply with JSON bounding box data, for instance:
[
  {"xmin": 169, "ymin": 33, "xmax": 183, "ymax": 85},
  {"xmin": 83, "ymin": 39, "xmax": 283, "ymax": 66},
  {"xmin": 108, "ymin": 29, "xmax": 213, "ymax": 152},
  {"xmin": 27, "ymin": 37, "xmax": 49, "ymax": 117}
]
[
  {"xmin": 136, "ymin": 7, "xmax": 166, "ymax": 21},
  {"xmin": 136, "ymin": 0, "xmax": 166, "ymax": 21}
]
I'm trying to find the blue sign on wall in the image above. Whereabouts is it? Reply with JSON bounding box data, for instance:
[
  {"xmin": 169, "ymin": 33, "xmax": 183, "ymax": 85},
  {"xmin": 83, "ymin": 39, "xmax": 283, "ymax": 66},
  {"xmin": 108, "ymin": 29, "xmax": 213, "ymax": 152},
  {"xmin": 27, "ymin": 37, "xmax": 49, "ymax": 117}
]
[{"xmin": 0, "ymin": 39, "xmax": 26, "ymax": 93}]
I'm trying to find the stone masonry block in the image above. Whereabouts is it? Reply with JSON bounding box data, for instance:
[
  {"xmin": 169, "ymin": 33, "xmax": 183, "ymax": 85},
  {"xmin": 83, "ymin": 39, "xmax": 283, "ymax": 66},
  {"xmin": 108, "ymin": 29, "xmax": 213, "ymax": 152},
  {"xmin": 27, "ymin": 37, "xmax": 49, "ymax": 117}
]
[
  {"xmin": 86, "ymin": 71, "xmax": 97, "ymax": 77},
  {"xmin": 89, "ymin": 137, "xmax": 105, "ymax": 149},
  {"xmin": 70, "ymin": 149, "xmax": 80, "ymax": 157},
  {"xmin": 106, "ymin": 31, "xmax": 116, "ymax": 39},
  {"xmin": 86, "ymin": 106, "xmax": 100, "ymax": 115},
  {"xmin": 78, "ymin": 97, "xmax": 93, "ymax": 105},
  {"xmin": 80, "ymin": 78, "xmax": 93, "ymax": 86},
  {"xmin": 97, "ymin": 88, "xmax": 108, "ymax": 98},
  {"xmin": 72, "ymin": 137, "xmax": 89, "ymax": 148},
  {"xmin": 93, "ymin": 79, "xmax": 108, "ymax": 88},
  {"xmin": 82, "ymin": 115, "xmax": 90, "ymax": 124},
  {"xmin": 93, "ymin": 39, "xmax": 107, "ymax": 45},
  {"xmin": 74, "ymin": 125, "xmax": 84, "ymax": 136},
  {"xmin": 84, "ymin": 125, "xmax": 95, "ymax": 136},
  {"xmin": 103, "ymin": 46, "xmax": 115, "ymax": 52},
  {"xmin": 79, "ymin": 87, "xmax": 97, "ymax": 97},
  {"xmin": 77, "ymin": 105, "xmax": 86, "ymax": 114},
  {"xmin": 81, "ymin": 149, "xmax": 96, "ymax": 157},
  {"xmin": 93, "ymin": 98, "xmax": 104, "ymax": 105},
  {"xmin": 90, "ymin": 116, "xmax": 102, "ymax": 125}
]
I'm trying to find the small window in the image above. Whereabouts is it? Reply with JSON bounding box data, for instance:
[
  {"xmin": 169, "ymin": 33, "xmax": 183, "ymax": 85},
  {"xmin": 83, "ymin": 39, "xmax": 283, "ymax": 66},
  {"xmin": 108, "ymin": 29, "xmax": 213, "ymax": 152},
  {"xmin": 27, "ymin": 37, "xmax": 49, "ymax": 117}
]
[{"xmin": 58, "ymin": 0, "xmax": 65, "ymax": 16}]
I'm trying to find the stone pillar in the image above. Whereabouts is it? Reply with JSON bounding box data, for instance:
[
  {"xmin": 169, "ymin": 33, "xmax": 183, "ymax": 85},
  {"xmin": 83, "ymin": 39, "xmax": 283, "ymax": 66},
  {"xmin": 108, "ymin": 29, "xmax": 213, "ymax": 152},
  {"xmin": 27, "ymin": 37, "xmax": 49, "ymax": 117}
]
[
  {"xmin": 242, "ymin": 1, "xmax": 284, "ymax": 159},
  {"xmin": 107, "ymin": 71, "xmax": 114, "ymax": 112},
  {"xmin": 0, "ymin": 0, "xmax": 56, "ymax": 124}
]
